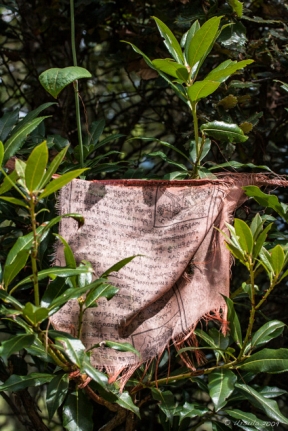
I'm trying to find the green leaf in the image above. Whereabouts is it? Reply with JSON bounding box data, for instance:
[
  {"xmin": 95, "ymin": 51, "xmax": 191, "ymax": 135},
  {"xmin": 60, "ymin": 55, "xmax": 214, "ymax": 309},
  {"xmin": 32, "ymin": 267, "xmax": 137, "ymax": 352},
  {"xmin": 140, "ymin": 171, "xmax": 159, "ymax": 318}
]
[
  {"xmin": 190, "ymin": 139, "xmax": 211, "ymax": 163},
  {"xmin": 25, "ymin": 141, "xmax": 48, "ymax": 192},
  {"xmin": 205, "ymin": 59, "xmax": 253, "ymax": 82},
  {"xmin": 225, "ymin": 409, "xmax": 271, "ymax": 430},
  {"xmin": 3, "ymin": 249, "xmax": 30, "ymax": 288},
  {"xmin": 209, "ymin": 161, "xmax": 271, "ymax": 172},
  {"xmin": 183, "ymin": 20, "xmax": 200, "ymax": 60},
  {"xmin": 123, "ymin": 41, "xmax": 187, "ymax": 104},
  {"xmin": 187, "ymin": 80, "xmax": 220, "ymax": 102},
  {"xmin": 14, "ymin": 266, "xmax": 94, "ymax": 290},
  {"xmin": 0, "ymin": 196, "xmax": 29, "ymax": 208},
  {"xmin": 81, "ymin": 358, "xmax": 108, "ymax": 389},
  {"xmin": 179, "ymin": 402, "xmax": 209, "ymax": 424},
  {"xmin": 228, "ymin": 0, "xmax": 243, "ymax": 17},
  {"xmin": 238, "ymin": 349, "xmax": 288, "ymax": 374},
  {"xmin": 46, "ymin": 374, "xmax": 69, "ymax": 420},
  {"xmin": 149, "ymin": 150, "xmax": 188, "ymax": 171},
  {"xmin": 101, "ymin": 256, "xmax": 138, "ymax": 278},
  {"xmin": 258, "ymin": 386, "xmax": 287, "ymax": 399},
  {"xmin": 23, "ymin": 302, "xmax": 49, "ymax": 325},
  {"xmin": 270, "ymin": 245, "xmax": 285, "ymax": 277},
  {"xmin": 55, "ymin": 234, "xmax": 77, "ymax": 288},
  {"xmin": 243, "ymin": 186, "xmax": 287, "ymax": 220},
  {"xmin": 39, "ymin": 67, "xmax": 92, "ymax": 99},
  {"xmin": 87, "ymin": 119, "xmax": 105, "ymax": 146},
  {"xmin": 12, "ymin": 103, "xmax": 55, "ymax": 136},
  {"xmin": 25, "ymin": 337, "xmax": 54, "ymax": 362},
  {"xmin": 252, "ymin": 223, "xmax": 273, "ymax": 258},
  {"xmin": 234, "ymin": 218, "xmax": 253, "ymax": 255},
  {"xmin": 39, "ymin": 145, "xmax": 69, "ymax": 189},
  {"xmin": 152, "ymin": 17, "xmax": 184, "ymax": 64},
  {"xmin": 41, "ymin": 277, "xmax": 68, "ymax": 308},
  {"xmin": 38, "ymin": 169, "xmax": 88, "ymax": 199},
  {"xmin": 84, "ymin": 282, "xmax": 118, "ymax": 308},
  {"xmin": 0, "ymin": 290, "xmax": 23, "ymax": 310},
  {"xmin": 152, "ymin": 59, "xmax": 188, "ymax": 82},
  {"xmin": 187, "ymin": 16, "xmax": 222, "ymax": 70},
  {"xmin": 235, "ymin": 383, "xmax": 288, "ymax": 424},
  {"xmin": 251, "ymin": 321, "xmax": 285, "ymax": 350},
  {"xmin": 0, "ymin": 170, "xmax": 18, "ymax": 195},
  {"xmin": 47, "ymin": 279, "xmax": 108, "ymax": 314},
  {"xmin": 223, "ymin": 296, "xmax": 242, "ymax": 347},
  {"xmin": 0, "ymin": 373, "xmax": 53, "ymax": 392},
  {"xmin": 55, "ymin": 336, "xmax": 86, "ymax": 367},
  {"xmin": 63, "ymin": 390, "xmax": 93, "ymax": 431},
  {"xmin": 104, "ymin": 341, "xmax": 140, "ymax": 357},
  {"xmin": 116, "ymin": 391, "xmax": 140, "ymax": 418},
  {"xmin": 0, "ymin": 334, "xmax": 35, "ymax": 364},
  {"xmin": 200, "ymin": 121, "xmax": 248, "ymax": 143},
  {"xmin": 274, "ymin": 80, "xmax": 288, "ymax": 93},
  {"xmin": 5, "ymin": 225, "xmax": 46, "ymax": 266},
  {"xmin": 0, "ymin": 141, "xmax": 4, "ymax": 166},
  {"xmin": 4, "ymin": 116, "xmax": 49, "ymax": 164},
  {"xmin": 0, "ymin": 109, "xmax": 19, "ymax": 141},
  {"xmin": 208, "ymin": 369, "xmax": 237, "ymax": 411}
]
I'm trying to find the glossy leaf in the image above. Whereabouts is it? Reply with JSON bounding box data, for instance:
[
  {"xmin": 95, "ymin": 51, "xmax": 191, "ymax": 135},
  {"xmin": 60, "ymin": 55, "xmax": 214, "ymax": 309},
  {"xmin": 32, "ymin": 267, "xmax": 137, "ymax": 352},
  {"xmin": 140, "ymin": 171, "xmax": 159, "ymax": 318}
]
[
  {"xmin": 5, "ymin": 225, "xmax": 46, "ymax": 266},
  {"xmin": 63, "ymin": 390, "xmax": 93, "ymax": 431},
  {"xmin": 234, "ymin": 218, "xmax": 253, "ymax": 255},
  {"xmin": 243, "ymin": 186, "xmax": 287, "ymax": 220},
  {"xmin": 48, "ymin": 279, "xmax": 109, "ymax": 313},
  {"xmin": 0, "ymin": 196, "xmax": 28, "ymax": 208},
  {"xmin": 190, "ymin": 138, "xmax": 211, "ymax": 163},
  {"xmin": 223, "ymin": 296, "xmax": 242, "ymax": 347},
  {"xmin": 0, "ymin": 290, "xmax": 23, "ymax": 310},
  {"xmin": 187, "ymin": 16, "xmax": 222, "ymax": 70},
  {"xmin": 258, "ymin": 386, "xmax": 287, "ymax": 399},
  {"xmin": 39, "ymin": 145, "xmax": 69, "ymax": 188},
  {"xmin": 101, "ymin": 256, "xmax": 139, "ymax": 278},
  {"xmin": 87, "ymin": 119, "xmax": 105, "ymax": 146},
  {"xmin": 41, "ymin": 277, "xmax": 69, "ymax": 308},
  {"xmin": 252, "ymin": 223, "xmax": 273, "ymax": 258},
  {"xmin": 228, "ymin": 0, "xmax": 243, "ymax": 17},
  {"xmin": 0, "ymin": 141, "xmax": 4, "ymax": 166},
  {"xmin": 179, "ymin": 402, "xmax": 209, "ymax": 424},
  {"xmin": 38, "ymin": 169, "xmax": 88, "ymax": 199},
  {"xmin": 200, "ymin": 121, "xmax": 248, "ymax": 143},
  {"xmin": 152, "ymin": 17, "xmax": 184, "ymax": 64},
  {"xmin": 55, "ymin": 336, "xmax": 86, "ymax": 367},
  {"xmin": 39, "ymin": 67, "xmax": 92, "ymax": 99},
  {"xmin": 104, "ymin": 341, "xmax": 140, "ymax": 357},
  {"xmin": 187, "ymin": 80, "xmax": 220, "ymax": 102},
  {"xmin": 148, "ymin": 150, "xmax": 188, "ymax": 171},
  {"xmin": 14, "ymin": 267, "xmax": 94, "ymax": 290},
  {"xmin": 205, "ymin": 59, "xmax": 253, "ymax": 82},
  {"xmin": 208, "ymin": 369, "xmax": 237, "ymax": 411},
  {"xmin": 209, "ymin": 161, "xmax": 271, "ymax": 171},
  {"xmin": 0, "ymin": 334, "xmax": 35, "ymax": 364},
  {"xmin": 77, "ymin": 260, "xmax": 93, "ymax": 288},
  {"xmin": 183, "ymin": 20, "xmax": 200, "ymax": 61},
  {"xmin": 0, "ymin": 373, "xmax": 53, "ymax": 392},
  {"xmin": 123, "ymin": 42, "xmax": 187, "ymax": 104},
  {"xmin": 0, "ymin": 109, "xmax": 19, "ymax": 141},
  {"xmin": 81, "ymin": 358, "xmax": 108, "ymax": 389},
  {"xmin": 116, "ymin": 392, "xmax": 140, "ymax": 418},
  {"xmin": 12, "ymin": 103, "xmax": 55, "ymax": 135},
  {"xmin": 238, "ymin": 349, "xmax": 288, "ymax": 374},
  {"xmin": 25, "ymin": 338, "xmax": 54, "ymax": 363},
  {"xmin": 270, "ymin": 245, "xmax": 285, "ymax": 276},
  {"xmin": 46, "ymin": 374, "xmax": 69, "ymax": 420},
  {"xmin": 4, "ymin": 116, "xmax": 49, "ymax": 164},
  {"xmin": 0, "ymin": 170, "xmax": 18, "ymax": 195},
  {"xmin": 152, "ymin": 59, "xmax": 188, "ymax": 82},
  {"xmin": 84, "ymin": 283, "xmax": 118, "ymax": 308},
  {"xmin": 225, "ymin": 409, "xmax": 270, "ymax": 430},
  {"xmin": 235, "ymin": 383, "xmax": 288, "ymax": 424},
  {"xmin": 251, "ymin": 321, "xmax": 285, "ymax": 350},
  {"xmin": 25, "ymin": 141, "xmax": 48, "ymax": 192},
  {"xmin": 3, "ymin": 249, "xmax": 29, "ymax": 288},
  {"xmin": 23, "ymin": 302, "xmax": 49, "ymax": 325}
]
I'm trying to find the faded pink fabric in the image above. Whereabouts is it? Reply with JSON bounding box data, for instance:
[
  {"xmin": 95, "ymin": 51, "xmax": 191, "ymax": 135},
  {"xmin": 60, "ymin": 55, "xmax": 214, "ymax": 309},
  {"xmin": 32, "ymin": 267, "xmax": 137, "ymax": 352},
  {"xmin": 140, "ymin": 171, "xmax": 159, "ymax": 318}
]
[{"xmin": 51, "ymin": 176, "xmax": 279, "ymax": 376}]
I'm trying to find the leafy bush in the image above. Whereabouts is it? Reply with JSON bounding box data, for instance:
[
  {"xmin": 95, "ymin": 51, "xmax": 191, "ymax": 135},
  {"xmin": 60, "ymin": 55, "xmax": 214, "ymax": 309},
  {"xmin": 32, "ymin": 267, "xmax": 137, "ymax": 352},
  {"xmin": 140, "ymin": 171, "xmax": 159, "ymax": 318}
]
[{"xmin": 0, "ymin": 1, "xmax": 288, "ymax": 431}]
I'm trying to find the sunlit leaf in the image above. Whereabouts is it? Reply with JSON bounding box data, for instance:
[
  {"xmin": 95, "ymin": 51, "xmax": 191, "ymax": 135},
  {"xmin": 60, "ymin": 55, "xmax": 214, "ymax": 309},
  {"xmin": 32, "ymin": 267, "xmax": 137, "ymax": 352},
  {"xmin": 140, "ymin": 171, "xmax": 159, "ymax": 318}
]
[
  {"xmin": 46, "ymin": 374, "xmax": 69, "ymax": 420},
  {"xmin": 187, "ymin": 80, "xmax": 220, "ymax": 103},
  {"xmin": 237, "ymin": 349, "xmax": 288, "ymax": 374},
  {"xmin": 208, "ymin": 369, "xmax": 237, "ymax": 411},
  {"xmin": 25, "ymin": 141, "xmax": 48, "ymax": 192},
  {"xmin": 0, "ymin": 334, "xmax": 35, "ymax": 364},
  {"xmin": 63, "ymin": 390, "xmax": 93, "ymax": 431},
  {"xmin": 152, "ymin": 17, "xmax": 184, "ymax": 64},
  {"xmin": 200, "ymin": 121, "xmax": 248, "ymax": 143},
  {"xmin": 39, "ymin": 67, "xmax": 92, "ymax": 99}
]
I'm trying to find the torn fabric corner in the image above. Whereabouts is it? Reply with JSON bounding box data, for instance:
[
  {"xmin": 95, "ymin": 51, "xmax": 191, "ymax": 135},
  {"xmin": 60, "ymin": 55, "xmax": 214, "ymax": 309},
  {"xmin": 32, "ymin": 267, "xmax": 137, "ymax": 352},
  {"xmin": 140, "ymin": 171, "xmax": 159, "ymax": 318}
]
[{"xmin": 51, "ymin": 175, "xmax": 287, "ymax": 378}]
